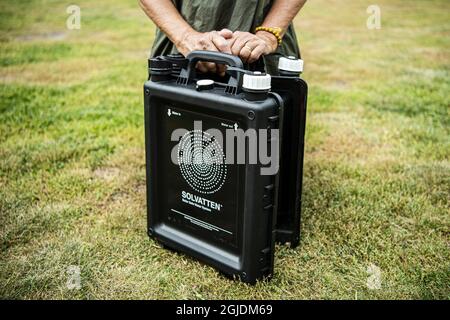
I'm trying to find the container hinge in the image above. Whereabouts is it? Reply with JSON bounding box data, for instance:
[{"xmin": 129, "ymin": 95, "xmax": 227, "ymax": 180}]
[{"xmin": 259, "ymin": 247, "xmax": 271, "ymax": 266}]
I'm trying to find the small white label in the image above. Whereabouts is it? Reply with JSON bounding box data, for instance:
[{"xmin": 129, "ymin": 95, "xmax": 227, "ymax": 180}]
[
  {"xmin": 196, "ymin": 79, "xmax": 214, "ymax": 86},
  {"xmin": 168, "ymin": 108, "xmax": 181, "ymax": 117}
]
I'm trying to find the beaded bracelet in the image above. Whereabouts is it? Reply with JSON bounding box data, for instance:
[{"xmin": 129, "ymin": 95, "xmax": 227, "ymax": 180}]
[{"xmin": 255, "ymin": 26, "xmax": 283, "ymax": 46}]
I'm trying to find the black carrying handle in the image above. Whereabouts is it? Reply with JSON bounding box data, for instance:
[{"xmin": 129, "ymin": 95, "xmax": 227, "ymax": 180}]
[
  {"xmin": 186, "ymin": 50, "xmax": 244, "ymax": 72},
  {"xmin": 178, "ymin": 51, "xmax": 245, "ymax": 94}
]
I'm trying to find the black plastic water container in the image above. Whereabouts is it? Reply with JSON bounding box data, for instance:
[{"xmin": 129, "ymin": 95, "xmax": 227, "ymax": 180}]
[{"xmin": 143, "ymin": 51, "xmax": 308, "ymax": 284}]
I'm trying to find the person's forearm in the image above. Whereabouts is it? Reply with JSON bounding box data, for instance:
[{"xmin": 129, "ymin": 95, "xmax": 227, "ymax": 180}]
[
  {"xmin": 261, "ymin": 0, "xmax": 307, "ymax": 36},
  {"xmin": 139, "ymin": 0, "xmax": 194, "ymax": 47}
]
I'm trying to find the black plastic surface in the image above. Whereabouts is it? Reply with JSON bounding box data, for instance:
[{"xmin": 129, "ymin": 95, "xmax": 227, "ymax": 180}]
[
  {"xmin": 144, "ymin": 51, "xmax": 308, "ymax": 283},
  {"xmin": 145, "ymin": 83, "xmax": 281, "ymax": 284},
  {"xmin": 271, "ymin": 76, "xmax": 308, "ymax": 247}
]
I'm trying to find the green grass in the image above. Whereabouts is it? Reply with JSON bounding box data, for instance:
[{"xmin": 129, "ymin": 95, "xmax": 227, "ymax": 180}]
[{"xmin": 0, "ymin": 0, "xmax": 449, "ymax": 299}]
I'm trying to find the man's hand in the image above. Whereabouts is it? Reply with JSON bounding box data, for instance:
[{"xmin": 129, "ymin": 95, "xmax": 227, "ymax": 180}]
[
  {"xmin": 176, "ymin": 30, "xmax": 233, "ymax": 74},
  {"xmin": 220, "ymin": 30, "xmax": 278, "ymax": 64},
  {"xmin": 140, "ymin": 0, "xmax": 306, "ymax": 71}
]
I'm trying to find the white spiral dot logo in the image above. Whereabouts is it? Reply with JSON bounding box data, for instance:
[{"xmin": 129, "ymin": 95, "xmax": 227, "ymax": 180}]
[{"xmin": 178, "ymin": 130, "xmax": 227, "ymax": 194}]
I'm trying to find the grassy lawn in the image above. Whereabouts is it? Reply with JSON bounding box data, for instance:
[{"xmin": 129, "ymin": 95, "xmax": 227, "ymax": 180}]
[{"xmin": 0, "ymin": 0, "xmax": 449, "ymax": 299}]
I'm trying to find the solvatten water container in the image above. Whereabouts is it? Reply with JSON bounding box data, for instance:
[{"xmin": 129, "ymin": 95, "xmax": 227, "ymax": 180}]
[{"xmin": 143, "ymin": 51, "xmax": 308, "ymax": 284}]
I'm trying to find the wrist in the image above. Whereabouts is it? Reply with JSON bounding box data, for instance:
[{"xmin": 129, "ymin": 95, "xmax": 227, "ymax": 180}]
[
  {"xmin": 255, "ymin": 31, "xmax": 279, "ymax": 52},
  {"xmin": 174, "ymin": 26, "xmax": 197, "ymax": 50}
]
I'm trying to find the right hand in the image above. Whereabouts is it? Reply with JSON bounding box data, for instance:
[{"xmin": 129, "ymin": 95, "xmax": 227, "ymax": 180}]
[{"xmin": 175, "ymin": 29, "xmax": 233, "ymax": 75}]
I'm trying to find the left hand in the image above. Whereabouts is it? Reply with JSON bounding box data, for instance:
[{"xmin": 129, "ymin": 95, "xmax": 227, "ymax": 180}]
[{"xmin": 219, "ymin": 30, "xmax": 278, "ymax": 63}]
